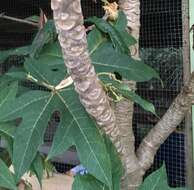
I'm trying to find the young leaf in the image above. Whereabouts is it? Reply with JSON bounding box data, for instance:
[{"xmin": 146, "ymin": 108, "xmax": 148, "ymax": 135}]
[
  {"xmin": 86, "ymin": 16, "xmax": 129, "ymax": 54},
  {"xmin": 139, "ymin": 164, "xmax": 189, "ymax": 190},
  {"xmin": 114, "ymin": 11, "xmax": 128, "ymax": 32},
  {"xmin": 0, "ymin": 159, "xmax": 17, "ymax": 190},
  {"xmin": 87, "ymin": 28, "xmax": 106, "ymax": 54},
  {"xmin": 114, "ymin": 11, "xmax": 137, "ymax": 46}
]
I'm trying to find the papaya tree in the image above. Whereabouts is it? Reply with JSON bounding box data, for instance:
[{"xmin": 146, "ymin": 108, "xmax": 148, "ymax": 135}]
[{"xmin": 0, "ymin": 0, "xmax": 192, "ymax": 190}]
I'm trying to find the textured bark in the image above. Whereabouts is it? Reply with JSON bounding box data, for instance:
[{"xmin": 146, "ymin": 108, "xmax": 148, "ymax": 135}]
[
  {"xmin": 137, "ymin": 72, "xmax": 194, "ymax": 172},
  {"xmin": 119, "ymin": 0, "xmax": 140, "ymax": 59},
  {"xmin": 51, "ymin": 0, "xmax": 125, "ymax": 158},
  {"xmin": 114, "ymin": 83, "xmax": 143, "ymax": 190},
  {"xmin": 117, "ymin": 1, "xmax": 143, "ymax": 189}
]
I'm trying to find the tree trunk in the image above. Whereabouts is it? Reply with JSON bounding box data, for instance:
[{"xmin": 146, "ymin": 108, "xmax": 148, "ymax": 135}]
[{"xmin": 117, "ymin": 0, "xmax": 143, "ymax": 189}]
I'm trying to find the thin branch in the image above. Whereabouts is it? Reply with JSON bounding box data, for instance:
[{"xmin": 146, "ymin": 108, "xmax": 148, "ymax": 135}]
[
  {"xmin": 0, "ymin": 13, "xmax": 38, "ymax": 27},
  {"xmin": 136, "ymin": 72, "xmax": 194, "ymax": 172}
]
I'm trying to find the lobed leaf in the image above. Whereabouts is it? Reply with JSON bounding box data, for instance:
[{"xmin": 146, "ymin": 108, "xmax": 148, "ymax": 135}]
[
  {"xmin": 56, "ymin": 89, "xmax": 113, "ymax": 189},
  {"xmin": 0, "ymin": 91, "xmax": 56, "ymax": 181}
]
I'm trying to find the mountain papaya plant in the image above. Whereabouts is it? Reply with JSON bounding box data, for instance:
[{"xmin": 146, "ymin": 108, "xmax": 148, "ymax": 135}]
[{"xmin": 0, "ymin": 0, "xmax": 193, "ymax": 190}]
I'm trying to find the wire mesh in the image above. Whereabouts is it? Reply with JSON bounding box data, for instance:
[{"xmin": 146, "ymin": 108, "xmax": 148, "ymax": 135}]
[
  {"xmin": 0, "ymin": 0, "xmax": 190, "ymax": 187},
  {"xmin": 135, "ymin": 0, "xmax": 186, "ymax": 187}
]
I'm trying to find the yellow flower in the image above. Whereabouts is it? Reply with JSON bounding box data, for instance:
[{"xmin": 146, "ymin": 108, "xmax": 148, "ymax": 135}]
[{"xmin": 103, "ymin": 2, "xmax": 119, "ymax": 21}]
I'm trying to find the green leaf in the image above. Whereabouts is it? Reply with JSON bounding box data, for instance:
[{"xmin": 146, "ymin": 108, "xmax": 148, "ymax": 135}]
[
  {"xmin": 0, "ymin": 159, "xmax": 17, "ymax": 190},
  {"xmin": 0, "ymin": 46, "xmax": 30, "ymax": 64},
  {"xmin": 91, "ymin": 42, "xmax": 160, "ymax": 82},
  {"xmin": 0, "ymin": 82, "xmax": 18, "ymax": 109},
  {"xmin": 29, "ymin": 20, "xmax": 57, "ymax": 58},
  {"xmin": 28, "ymin": 36, "xmax": 159, "ymax": 83},
  {"xmin": 6, "ymin": 67, "xmax": 27, "ymax": 80},
  {"xmin": 114, "ymin": 11, "xmax": 127, "ymax": 32},
  {"xmin": 104, "ymin": 135, "xmax": 124, "ymax": 190},
  {"xmin": 24, "ymin": 57, "xmax": 67, "ymax": 86},
  {"xmin": 0, "ymin": 85, "xmax": 112, "ymax": 188},
  {"xmin": 0, "ymin": 122, "xmax": 16, "ymax": 138},
  {"xmin": 87, "ymin": 28, "xmax": 106, "ymax": 54},
  {"xmin": 0, "ymin": 90, "xmax": 57, "ymax": 181},
  {"xmin": 39, "ymin": 41, "xmax": 62, "ymax": 58},
  {"xmin": 120, "ymin": 31, "xmax": 137, "ymax": 47},
  {"xmin": 32, "ymin": 153, "xmax": 44, "ymax": 186},
  {"xmin": 113, "ymin": 82, "xmax": 156, "ymax": 115},
  {"xmin": 139, "ymin": 164, "xmax": 189, "ymax": 190},
  {"xmin": 13, "ymin": 51, "xmax": 113, "ymax": 187},
  {"xmin": 56, "ymin": 89, "xmax": 113, "ymax": 189},
  {"xmin": 47, "ymin": 112, "xmax": 74, "ymax": 159},
  {"xmin": 86, "ymin": 17, "xmax": 129, "ymax": 54},
  {"xmin": 72, "ymin": 136, "xmax": 123, "ymax": 190},
  {"xmin": 114, "ymin": 11, "xmax": 137, "ymax": 46},
  {"xmin": 72, "ymin": 175, "xmax": 108, "ymax": 190},
  {"xmin": 0, "ymin": 20, "xmax": 56, "ymax": 64}
]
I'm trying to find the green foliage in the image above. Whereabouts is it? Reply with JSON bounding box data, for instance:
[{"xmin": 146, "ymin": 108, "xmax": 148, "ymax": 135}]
[
  {"xmin": 0, "ymin": 20, "xmax": 56, "ymax": 64},
  {"xmin": 139, "ymin": 164, "xmax": 189, "ymax": 190},
  {"xmin": 0, "ymin": 11, "xmax": 168, "ymax": 190},
  {"xmin": 86, "ymin": 11, "xmax": 136, "ymax": 54},
  {"xmin": 72, "ymin": 135, "xmax": 123, "ymax": 190},
  {"xmin": 73, "ymin": 175, "xmax": 108, "ymax": 190},
  {"xmin": 0, "ymin": 159, "xmax": 17, "ymax": 190},
  {"xmin": 112, "ymin": 82, "xmax": 156, "ymax": 115},
  {"xmin": 31, "ymin": 153, "xmax": 44, "ymax": 186},
  {"xmin": 103, "ymin": 136, "xmax": 123, "ymax": 190}
]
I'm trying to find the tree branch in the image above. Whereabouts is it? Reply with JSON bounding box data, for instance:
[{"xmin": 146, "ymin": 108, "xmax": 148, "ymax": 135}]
[
  {"xmin": 0, "ymin": 13, "xmax": 38, "ymax": 27},
  {"xmin": 136, "ymin": 72, "xmax": 194, "ymax": 172}
]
